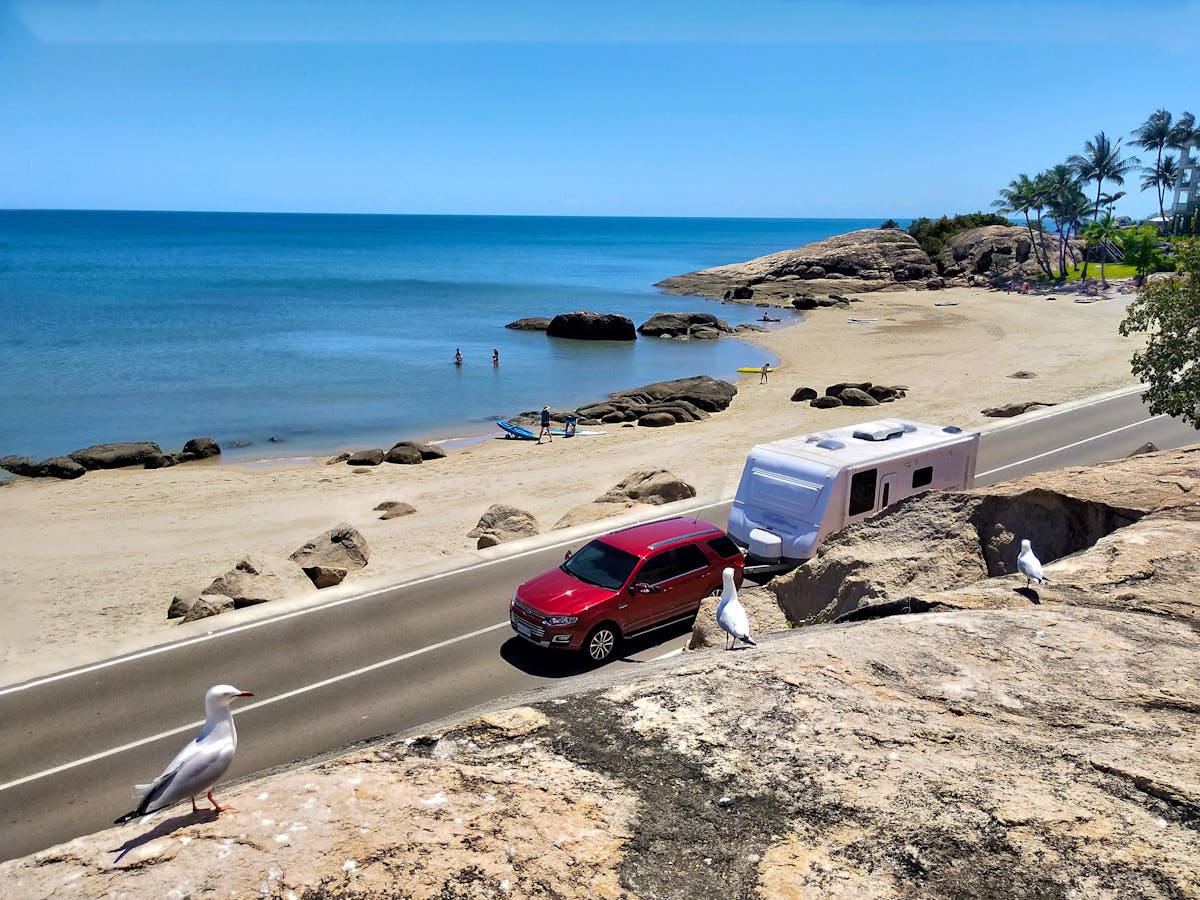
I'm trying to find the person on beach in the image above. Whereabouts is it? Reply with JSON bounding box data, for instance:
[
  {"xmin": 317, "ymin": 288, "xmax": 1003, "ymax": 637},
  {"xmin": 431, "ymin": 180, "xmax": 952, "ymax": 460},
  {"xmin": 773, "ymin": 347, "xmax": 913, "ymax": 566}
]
[
  {"xmin": 492, "ymin": 348, "xmax": 499, "ymax": 366},
  {"xmin": 454, "ymin": 348, "xmax": 463, "ymax": 366},
  {"xmin": 537, "ymin": 405, "xmax": 553, "ymax": 443},
  {"xmin": 760, "ymin": 362, "xmax": 770, "ymax": 384},
  {"xmin": 1020, "ymin": 282, "xmax": 1029, "ymax": 295}
]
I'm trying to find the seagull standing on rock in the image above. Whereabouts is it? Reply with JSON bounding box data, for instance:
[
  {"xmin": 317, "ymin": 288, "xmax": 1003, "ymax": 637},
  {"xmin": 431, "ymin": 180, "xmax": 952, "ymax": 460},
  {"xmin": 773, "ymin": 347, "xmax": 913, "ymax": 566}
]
[
  {"xmin": 716, "ymin": 567, "xmax": 756, "ymax": 650},
  {"xmin": 114, "ymin": 684, "xmax": 253, "ymax": 825},
  {"xmin": 1017, "ymin": 539, "xmax": 1046, "ymax": 587}
]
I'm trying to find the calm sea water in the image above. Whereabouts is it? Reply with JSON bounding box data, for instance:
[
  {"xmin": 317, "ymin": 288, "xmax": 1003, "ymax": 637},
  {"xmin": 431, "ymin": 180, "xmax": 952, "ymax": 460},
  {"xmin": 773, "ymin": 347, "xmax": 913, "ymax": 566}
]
[{"xmin": 0, "ymin": 211, "xmax": 884, "ymax": 461}]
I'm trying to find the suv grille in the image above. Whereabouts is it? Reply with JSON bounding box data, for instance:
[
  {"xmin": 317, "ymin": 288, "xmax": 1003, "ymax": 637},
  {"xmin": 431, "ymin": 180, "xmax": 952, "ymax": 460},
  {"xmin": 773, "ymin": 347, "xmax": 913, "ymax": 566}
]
[{"xmin": 510, "ymin": 600, "xmax": 547, "ymax": 638}]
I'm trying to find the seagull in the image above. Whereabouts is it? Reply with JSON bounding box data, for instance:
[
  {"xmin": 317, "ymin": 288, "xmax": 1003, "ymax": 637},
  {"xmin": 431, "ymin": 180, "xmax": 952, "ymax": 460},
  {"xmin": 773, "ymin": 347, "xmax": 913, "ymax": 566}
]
[
  {"xmin": 114, "ymin": 684, "xmax": 253, "ymax": 825},
  {"xmin": 1017, "ymin": 539, "xmax": 1046, "ymax": 587},
  {"xmin": 715, "ymin": 567, "xmax": 756, "ymax": 650}
]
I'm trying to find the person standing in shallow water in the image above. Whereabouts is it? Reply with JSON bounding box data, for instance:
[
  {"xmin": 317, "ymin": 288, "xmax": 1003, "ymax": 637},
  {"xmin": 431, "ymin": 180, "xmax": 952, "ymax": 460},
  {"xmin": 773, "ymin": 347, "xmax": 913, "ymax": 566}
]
[
  {"xmin": 492, "ymin": 348, "xmax": 499, "ymax": 366},
  {"xmin": 454, "ymin": 348, "xmax": 463, "ymax": 366},
  {"xmin": 537, "ymin": 405, "xmax": 553, "ymax": 443}
]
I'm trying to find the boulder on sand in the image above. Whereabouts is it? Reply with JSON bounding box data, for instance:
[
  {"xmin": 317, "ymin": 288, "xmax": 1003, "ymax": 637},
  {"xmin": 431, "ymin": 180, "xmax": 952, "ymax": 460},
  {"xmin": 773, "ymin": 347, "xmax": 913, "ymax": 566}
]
[
  {"xmin": 69, "ymin": 441, "xmax": 166, "ymax": 470},
  {"xmin": 203, "ymin": 554, "xmax": 316, "ymax": 609},
  {"xmin": 289, "ymin": 523, "xmax": 370, "ymax": 585},
  {"xmin": 555, "ymin": 469, "xmax": 696, "ymax": 529},
  {"xmin": 468, "ymin": 504, "xmax": 540, "ymax": 548}
]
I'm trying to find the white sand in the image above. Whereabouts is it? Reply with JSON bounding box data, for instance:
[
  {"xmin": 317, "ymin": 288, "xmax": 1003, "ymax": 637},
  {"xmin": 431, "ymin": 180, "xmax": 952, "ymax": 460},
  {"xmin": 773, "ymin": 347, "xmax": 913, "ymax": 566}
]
[{"xmin": 0, "ymin": 285, "xmax": 1145, "ymax": 684}]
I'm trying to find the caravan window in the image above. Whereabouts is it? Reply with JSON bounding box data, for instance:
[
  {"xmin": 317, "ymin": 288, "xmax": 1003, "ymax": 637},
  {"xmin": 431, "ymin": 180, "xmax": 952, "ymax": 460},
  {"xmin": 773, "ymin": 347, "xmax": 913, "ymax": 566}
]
[
  {"xmin": 848, "ymin": 468, "xmax": 877, "ymax": 516},
  {"xmin": 912, "ymin": 466, "xmax": 933, "ymax": 488}
]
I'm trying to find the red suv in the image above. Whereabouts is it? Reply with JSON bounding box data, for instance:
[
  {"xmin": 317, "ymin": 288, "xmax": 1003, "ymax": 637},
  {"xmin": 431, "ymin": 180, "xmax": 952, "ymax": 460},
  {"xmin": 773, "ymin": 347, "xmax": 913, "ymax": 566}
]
[{"xmin": 509, "ymin": 517, "xmax": 745, "ymax": 663}]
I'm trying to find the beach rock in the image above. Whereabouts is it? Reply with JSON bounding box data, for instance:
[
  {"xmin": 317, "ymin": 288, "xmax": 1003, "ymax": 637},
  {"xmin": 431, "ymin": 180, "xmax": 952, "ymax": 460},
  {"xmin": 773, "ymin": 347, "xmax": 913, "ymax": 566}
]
[
  {"xmin": 0, "ymin": 455, "xmax": 39, "ymax": 477},
  {"xmin": 810, "ymin": 395, "xmax": 842, "ymax": 408},
  {"xmin": 289, "ymin": 523, "xmax": 370, "ymax": 584},
  {"xmin": 546, "ymin": 310, "xmax": 637, "ymax": 341},
  {"xmin": 658, "ymin": 228, "xmax": 934, "ymax": 301},
  {"xmin": 685, "ymin": 584, "xmax": 787, "ymax": 651},
  {"xmin": 34, "ymin": 456, "xmax": 87, "ymax": 479},
  {"xmin": 301, "ymin": 565, "xmax": 349, "ymax": 589},
  {"xmin": 468, "ymin": 504, "xmax": 540, "ymax": 547},
  {"xmin": 326, "ymin": 451, "xmax": 352, "ymax": 465},
  {"xmin": 180, "ymin": 593, "xmax": 235, "ymax": 622},
  {"xmin": 166, "ymin": 589, "xmax": 200, "ymax": 620},
  {"xmin": 734, "ymin": 323, "xmax": 768, "ymax": 333},
  {"xmin": 504, "ymin": 317, "xmax": 551, "ymax": 331},
  {"xmin": 384, "ymin": 444, "xmax": 423, "ymax": 465},
  {"xmin": 866, "ymin": 384, "xmax": 906, "ymax": 402},
  {"xmin": 610, "ymin": 375, "xmax": 737, "ymax": 413},
  {"xmin": 637, "ymin": 312, "xmax": 733, "ymax": 338},
  {"xmin": 554, "ymin": 469, "xmax": 698, "ymax": 529},
  {"xmin": 68, "ymin": 441, "xmax": 165, "ymax": 471},
  {"xmin": 179, "ymin": 437, "xmax": 221, "ymax": 462},
  {"xmin": 689, "ymin": 327, "xmax": 721, "ymax": 340},
  {"xmin": 203, "ymin": 554, "xmax": 316, "ymax": 609},
  {"xmin": 825, "ymin": 381, "xmax": 871, "ymax": 397},
  {"xmin": 375, "ymin": 500, "xmax": 417, "ymax": 520},
  {"xmin": 981, "ymin": 401, "xmax": 1055, "ymax": 418},
  {"xmin": 346, "ymin": 448, "xmax": 385, "ymax": 466},
  {"xmin": 790, "ymin": 387, "xmax": 818, "ymax": 402},
  {"xmin": 839, "ymin": 387, "xmax": 879, "ymax": 407},
  {"xmin": 1008, "ymin": 370, "xmax": 1038, "ymax": 379},
  {"xmin": 389, "ymin": 440, "xmax": 446, "ymax": 461},
  {"xmin": 638, "ymin": 412, "xmax": 676, "ymax": 427}
]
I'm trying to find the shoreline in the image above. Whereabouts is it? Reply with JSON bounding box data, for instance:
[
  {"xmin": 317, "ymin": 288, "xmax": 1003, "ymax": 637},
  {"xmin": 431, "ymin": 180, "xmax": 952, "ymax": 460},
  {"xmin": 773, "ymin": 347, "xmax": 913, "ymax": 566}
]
[{"xmin": 0, "ymin": 284, "xmax": 1146, "ymax": 685}]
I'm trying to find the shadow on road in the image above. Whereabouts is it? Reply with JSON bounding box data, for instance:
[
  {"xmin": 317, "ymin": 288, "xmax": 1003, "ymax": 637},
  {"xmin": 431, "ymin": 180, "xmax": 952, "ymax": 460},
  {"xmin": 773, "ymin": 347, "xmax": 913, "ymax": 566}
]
[{"xmin": 499, "ymin": 619, "xmax": 696, "ymax": 678}]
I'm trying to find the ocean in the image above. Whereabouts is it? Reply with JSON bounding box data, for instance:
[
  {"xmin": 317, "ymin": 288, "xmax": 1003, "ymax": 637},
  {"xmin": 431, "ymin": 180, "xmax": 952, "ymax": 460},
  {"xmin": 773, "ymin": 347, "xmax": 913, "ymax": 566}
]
[{"xmin": 0, "ymin": 211, "xmax": 884, "ymax": 462}]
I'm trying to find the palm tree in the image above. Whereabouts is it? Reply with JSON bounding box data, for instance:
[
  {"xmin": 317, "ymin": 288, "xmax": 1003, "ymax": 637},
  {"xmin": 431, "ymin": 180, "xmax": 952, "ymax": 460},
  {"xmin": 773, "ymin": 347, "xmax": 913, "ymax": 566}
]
[
  {"xmin": 1140, "ymin": 156, "xmax": 1180, "ymax": 232},
  {"xmin": 1068, "ymin": 131, "xmax": 1138, "ymax": 276},
  {"xmin": 1134, "ymin": 109, "xmax": 1175, "ymax": 227},
  {"xmin": 1041, "ymin": 164, "xmax": 1084, "ymax": 278},
  {"xmin": 1068, "ymin": 131, "xmax": 1140, "ymax": 221},
  {"xmin": 1081, "ymin": 213, "xmax": 1121, "ymax": 287},
  {"xmin": 994, "ymin": 173, "xmax": 1053, "ymax": 278}
]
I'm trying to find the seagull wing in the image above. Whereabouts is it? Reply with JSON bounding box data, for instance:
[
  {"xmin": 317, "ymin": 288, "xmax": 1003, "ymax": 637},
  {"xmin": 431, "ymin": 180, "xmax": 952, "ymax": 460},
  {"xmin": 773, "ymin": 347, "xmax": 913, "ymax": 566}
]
[
  {"xmin": 1018, "ymin": 549, "xmax": 1045, "ymax": 583},
  {"xmin": 717, "ymin": 596, "xmax": 755, "ymax": 644},
  {"xmin": 115, "ymin": 727, "xmax": 236, "ymax": 823}
]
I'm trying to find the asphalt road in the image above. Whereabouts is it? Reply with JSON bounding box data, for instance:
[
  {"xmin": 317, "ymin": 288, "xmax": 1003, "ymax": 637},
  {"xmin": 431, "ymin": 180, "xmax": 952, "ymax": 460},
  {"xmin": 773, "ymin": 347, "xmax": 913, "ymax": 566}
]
[{"xmin": 1, "ymin": 387, "xmax": 1195, "ymax": 862}]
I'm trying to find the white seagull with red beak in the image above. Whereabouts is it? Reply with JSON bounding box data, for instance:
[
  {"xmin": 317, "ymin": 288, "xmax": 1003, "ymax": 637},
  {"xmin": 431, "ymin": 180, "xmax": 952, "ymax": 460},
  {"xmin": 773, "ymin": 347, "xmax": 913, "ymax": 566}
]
[{"xmin": 114, "ymin": 684, "xmax": 253, "ymax": 825}]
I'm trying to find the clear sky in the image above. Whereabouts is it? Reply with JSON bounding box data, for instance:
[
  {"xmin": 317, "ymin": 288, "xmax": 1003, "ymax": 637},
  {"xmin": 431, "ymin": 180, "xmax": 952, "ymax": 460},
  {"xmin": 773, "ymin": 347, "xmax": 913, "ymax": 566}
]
[{"xmin": 2, "ymin": 0, "xmax": 1197, "ymax": 218}]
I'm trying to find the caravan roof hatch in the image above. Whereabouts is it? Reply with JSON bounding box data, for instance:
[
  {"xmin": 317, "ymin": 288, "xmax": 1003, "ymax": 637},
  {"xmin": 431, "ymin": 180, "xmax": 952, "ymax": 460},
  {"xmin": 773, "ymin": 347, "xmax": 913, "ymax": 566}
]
[{"xmin": 850, "ymin": 420, "xmax": 915, "ymax": 442}]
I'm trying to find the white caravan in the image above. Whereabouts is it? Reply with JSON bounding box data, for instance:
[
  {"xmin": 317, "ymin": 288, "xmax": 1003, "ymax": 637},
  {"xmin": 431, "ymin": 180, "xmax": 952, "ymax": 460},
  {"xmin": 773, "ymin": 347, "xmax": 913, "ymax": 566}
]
[{"xmin": 728, "ymin": 419, "xmax": 979, "ymax": 568}]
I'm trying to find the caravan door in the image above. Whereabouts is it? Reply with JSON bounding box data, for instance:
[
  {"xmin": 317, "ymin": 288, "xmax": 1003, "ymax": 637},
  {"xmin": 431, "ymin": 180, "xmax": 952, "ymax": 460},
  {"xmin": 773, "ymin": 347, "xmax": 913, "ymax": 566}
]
[{"xmin": 878, "ymin": 473, "xmax": 899, "ymax": 511}]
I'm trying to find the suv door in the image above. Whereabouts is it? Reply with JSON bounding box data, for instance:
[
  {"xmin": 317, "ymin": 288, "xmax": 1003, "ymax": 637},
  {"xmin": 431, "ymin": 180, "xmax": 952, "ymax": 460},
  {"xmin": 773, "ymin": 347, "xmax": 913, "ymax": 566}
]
[{"xmin": 630, "ymin": 544, "xmax": 712, "ymax": 628}]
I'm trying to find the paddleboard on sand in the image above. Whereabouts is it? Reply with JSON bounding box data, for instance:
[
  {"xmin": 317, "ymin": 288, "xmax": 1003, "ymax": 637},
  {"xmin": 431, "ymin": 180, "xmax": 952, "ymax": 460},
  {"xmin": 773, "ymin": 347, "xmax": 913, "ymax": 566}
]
[{"xmin": 496, "ymin": 420, "xmax": 607, "ymax": 440}]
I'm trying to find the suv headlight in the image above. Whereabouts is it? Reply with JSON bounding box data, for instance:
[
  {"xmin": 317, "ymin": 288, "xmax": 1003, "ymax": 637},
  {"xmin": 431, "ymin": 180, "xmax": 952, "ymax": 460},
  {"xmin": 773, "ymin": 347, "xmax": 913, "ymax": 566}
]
[{"xmin": 544, "ymin": 615, "xmax": 579, "ymax": 627}]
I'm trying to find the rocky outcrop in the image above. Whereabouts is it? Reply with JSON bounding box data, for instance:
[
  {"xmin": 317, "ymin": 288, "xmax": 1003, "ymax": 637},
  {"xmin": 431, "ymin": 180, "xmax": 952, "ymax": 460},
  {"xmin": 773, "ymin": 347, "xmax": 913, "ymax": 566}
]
[
  {"xmin": 656, "ymin": 229, "xmax": 935, "ymax": 302},
  {"xmin": 0, "ymin": 455, "xmax": 39, "ymax": 477},
  {"xmin": 504, "ymin": 317, "xmax": 551, "ymax": 331},
  {"xmin": 468, "ymin": 504, "xmax": 540, "ymax": 548},
  {"xmin": 937, "ymin": 224, "xmax": 1069, "ymax": 286},
  {"xmin": 555, "ymin": 469, "xmax": 696, "ymax": 529},
  {"xmin": 390, "ymin": 441, "xmax": 446, "ymax": 461},
  {"xmin": 34, "ymin": 456, "xmax": 87, "ymax": 479},
  {"xmin": 8, "ymin": 450, "xmax": 1200, "ymax": 898},
  {"xmin": 289, "ymin": 523, "xmax": 370, "ymax": 587},
  {"xmin": 769, "ymin": 448, "xmax": 1196, "ymax": 625},
  {"xmin": 2, "ymin": 438, "xmax": 220, "ymax": 479},
  {"xmin": 794, "ymin": 380, "xmax": 908, "ymax": 408},
  {"xmin": 178, "ymin": 437, "xmax": 221, "ymax": 462},
  {"xmin": 507, "ymin": 376, "xmax": 738, "ymax": 430},
  {"xmin": 637, "ymin": 312, "xmax": 734, "ymax": 339},
  {"xmin": 685, "ymin": 584, "xmax": 787, "ymax": 651},
  {"xmin": 545, "ymin": 310, "xmax": 636, "ymax": 341}
]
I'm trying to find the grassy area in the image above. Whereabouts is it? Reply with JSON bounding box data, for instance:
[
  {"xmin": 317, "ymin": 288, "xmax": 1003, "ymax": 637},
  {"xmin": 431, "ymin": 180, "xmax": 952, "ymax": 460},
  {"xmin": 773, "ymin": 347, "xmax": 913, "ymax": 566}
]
[{"xmin": 1059, "ymin": 262, "xmax": 1139, "ymax": 282}]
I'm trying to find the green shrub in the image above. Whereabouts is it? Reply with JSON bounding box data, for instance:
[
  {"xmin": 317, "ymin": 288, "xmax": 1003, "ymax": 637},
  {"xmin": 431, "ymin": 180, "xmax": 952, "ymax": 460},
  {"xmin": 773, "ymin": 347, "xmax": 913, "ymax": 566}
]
[{"xmin": 907, "ymin": 211, "xmax": 1012, "ymax": 258}]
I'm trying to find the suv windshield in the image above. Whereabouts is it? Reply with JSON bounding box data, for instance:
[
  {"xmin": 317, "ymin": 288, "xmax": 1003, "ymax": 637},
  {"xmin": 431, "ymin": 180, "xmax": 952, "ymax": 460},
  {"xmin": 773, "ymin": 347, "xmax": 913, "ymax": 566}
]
[{"xmin": 562, "ymin": 539, "xmax": 639, "ymax": 591}]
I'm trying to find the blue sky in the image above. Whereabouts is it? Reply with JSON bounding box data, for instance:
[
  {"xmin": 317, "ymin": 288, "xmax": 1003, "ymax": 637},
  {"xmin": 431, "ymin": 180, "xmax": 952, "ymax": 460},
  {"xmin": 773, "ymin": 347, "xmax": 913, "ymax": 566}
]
[{"xmin": 2, "ymin": 0, "xmax": 1197, "ymax": 218}]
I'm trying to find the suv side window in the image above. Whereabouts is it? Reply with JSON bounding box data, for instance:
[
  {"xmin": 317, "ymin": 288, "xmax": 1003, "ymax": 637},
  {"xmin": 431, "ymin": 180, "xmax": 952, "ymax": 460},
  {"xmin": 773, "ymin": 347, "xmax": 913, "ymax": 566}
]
[
  {"xmin": 638, "ymin": 544, "xmax": 708, "ymax": 586},
  {"xmin": 706, "ymin": 534, "xmax": 740, "ymax": 559},
  {"xmin": 848, "ymin": 468, "xmax": 878, "ymax": 517}
]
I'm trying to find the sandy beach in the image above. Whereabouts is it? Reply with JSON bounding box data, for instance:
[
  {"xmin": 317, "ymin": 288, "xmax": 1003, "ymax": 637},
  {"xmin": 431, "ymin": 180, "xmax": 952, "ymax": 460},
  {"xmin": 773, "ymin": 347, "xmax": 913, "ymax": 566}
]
[{"xmin": 0, "ymin": 285, "xmax": 1147, "ymax": 685}]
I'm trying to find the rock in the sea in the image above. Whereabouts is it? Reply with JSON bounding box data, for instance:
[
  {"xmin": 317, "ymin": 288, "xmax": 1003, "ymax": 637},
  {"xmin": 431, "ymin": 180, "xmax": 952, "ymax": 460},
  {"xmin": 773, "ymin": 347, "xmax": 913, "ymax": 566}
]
[
  {"xmin": 289, "ymin": 523, "xmax": 370, "ymax": 585},
  {"xmin": 637, "ymin": 312, "xmax": 733, "ymax": 338},
  {"xmin": 546, "ymin": 310, "xmax": 636, "ymax": 341},
  {"xmin": 347, "ymin": 448, "xmax": 385, "ymax": 466},
  {"xmin": 504, "ymin": 317, "xmax": 551, "ymax": 331},
  {"xmin": 68, "ymin": 441, "xmax": 166, "ymax": 470},
  {"xmin": 375, "ymin": 500, "xmax": 417, "ymax": 520},
  {"xmin": 203, "ymin": 554, "xmax": 316, "ymax": 609},
  {"xmin": 179, "ymin": 437, "xmax": 221, "ymax": 462},
  {"xmin": 468, "ymin": 504, "xmax": 540, "ymax": 548}
]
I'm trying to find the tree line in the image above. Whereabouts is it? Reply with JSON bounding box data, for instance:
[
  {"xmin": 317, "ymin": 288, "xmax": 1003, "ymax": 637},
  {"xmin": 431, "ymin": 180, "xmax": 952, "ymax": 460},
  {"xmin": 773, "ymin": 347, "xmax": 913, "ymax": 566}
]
[{"xmin": 994, "ymin": 109, "xmax": 1198, "ymax": 282}]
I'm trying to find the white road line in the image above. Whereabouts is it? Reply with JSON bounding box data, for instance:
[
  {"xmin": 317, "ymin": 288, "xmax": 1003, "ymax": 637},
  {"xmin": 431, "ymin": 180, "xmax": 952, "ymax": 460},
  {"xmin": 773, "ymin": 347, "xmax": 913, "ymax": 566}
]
[
  {"xmin": 976, "ymin": 415, "xmax": 1166, "ymax": 479},
  {"xmin": 0, "ymin": 621, "xmax": 510, "ymax": 793},
  {"xmin": 653, "ymin": 648, "xmax": 684, "ymax": 660}
]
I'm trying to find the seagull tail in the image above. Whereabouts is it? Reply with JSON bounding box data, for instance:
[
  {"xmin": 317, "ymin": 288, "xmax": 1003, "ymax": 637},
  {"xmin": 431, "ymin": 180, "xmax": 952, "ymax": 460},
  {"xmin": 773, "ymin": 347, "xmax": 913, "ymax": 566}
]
[
  {"xmin": 113, "ymin": 783, "xmax": 156, "ymax": 824},
  {"xmin": 740, "ymin": 634, "xmax": 758, "ymax": 646},
  {"xmin": 113, "ymin": 809, "xmax": 139, "ymax": 825}
]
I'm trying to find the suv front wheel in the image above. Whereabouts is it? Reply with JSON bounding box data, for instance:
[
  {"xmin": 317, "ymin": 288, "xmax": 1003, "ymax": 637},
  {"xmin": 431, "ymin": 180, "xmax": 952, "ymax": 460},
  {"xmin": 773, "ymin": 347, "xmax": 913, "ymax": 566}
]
[{"xmin": 584, "ymin": 624, "xmax": 619, "ymax": 663}]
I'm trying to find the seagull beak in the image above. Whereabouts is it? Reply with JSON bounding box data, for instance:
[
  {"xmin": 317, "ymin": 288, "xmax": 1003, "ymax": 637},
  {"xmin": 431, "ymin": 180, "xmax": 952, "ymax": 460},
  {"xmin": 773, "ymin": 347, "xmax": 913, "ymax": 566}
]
[{"xmin": 238, "ymin": 691, "xmax": 254, "ymax": 697}]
